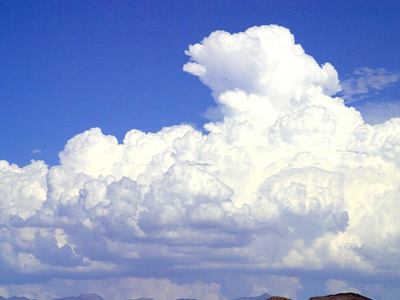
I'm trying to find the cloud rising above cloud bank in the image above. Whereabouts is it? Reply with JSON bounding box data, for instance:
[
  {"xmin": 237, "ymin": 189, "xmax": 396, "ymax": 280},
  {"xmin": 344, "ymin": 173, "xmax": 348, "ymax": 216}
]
[{"xmin": 1, "ymin": 25, "xmax": 400, "ymax": 299}]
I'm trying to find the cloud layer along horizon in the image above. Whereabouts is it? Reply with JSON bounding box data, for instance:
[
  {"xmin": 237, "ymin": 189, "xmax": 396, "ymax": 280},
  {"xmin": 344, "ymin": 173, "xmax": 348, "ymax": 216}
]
[{"xmin": 1, "ymin": 25, "xmax": 400, "ymax": 300}]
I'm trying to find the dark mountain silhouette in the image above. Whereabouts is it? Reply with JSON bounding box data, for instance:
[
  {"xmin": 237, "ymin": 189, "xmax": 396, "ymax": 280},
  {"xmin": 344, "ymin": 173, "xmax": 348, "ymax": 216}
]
[
  {"xmin": 309, "ymin": 292, "xmax": 372, "ymax": 300},
  {"xmin": 267, "ymin": 297, "xmax": 291, "ymax": 300}
]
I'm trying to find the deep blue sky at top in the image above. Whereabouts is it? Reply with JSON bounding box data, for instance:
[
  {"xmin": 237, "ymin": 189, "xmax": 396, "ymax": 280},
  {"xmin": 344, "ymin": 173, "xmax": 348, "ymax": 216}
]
[{"xmin": 1, "ymin": 0, "xmax": 400, "ymax": 166}]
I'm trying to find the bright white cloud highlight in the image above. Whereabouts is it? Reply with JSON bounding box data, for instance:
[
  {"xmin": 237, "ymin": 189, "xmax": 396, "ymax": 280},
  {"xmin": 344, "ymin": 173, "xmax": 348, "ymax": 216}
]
[{"xmin": 0, "ymin": 25, "xmax": 399, "ymax": 299}]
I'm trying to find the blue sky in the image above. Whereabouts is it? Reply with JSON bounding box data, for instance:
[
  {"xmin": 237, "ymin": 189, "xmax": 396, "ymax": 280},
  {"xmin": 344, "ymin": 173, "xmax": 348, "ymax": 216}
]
[
  {"xmin": 1, "ymin": 0, "xmax": 400, "ymax": 166},
  {"xmin": 2, "ymin": 2, "xmax": 400, "ymax": 300}
]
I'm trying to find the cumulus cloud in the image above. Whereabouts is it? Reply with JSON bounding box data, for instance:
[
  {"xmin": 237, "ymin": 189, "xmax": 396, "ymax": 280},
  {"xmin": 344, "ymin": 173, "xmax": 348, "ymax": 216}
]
[
  {"xmin": 184, "ymin": 25, "xmax": 340, "ymax": 112},
  {"xmin": 0, "ymin": 25, "xmax": 400, "ymax": 299},
  {"xmin": 340, "ymin": 67, "xmax": 400, "ymax": 101}
]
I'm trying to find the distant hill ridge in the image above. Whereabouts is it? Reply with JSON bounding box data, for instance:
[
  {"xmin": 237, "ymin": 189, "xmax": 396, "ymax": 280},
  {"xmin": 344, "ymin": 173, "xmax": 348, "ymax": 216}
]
[
  {"xmin": 0, "ymin": 291, "xmax": 373, "ymax": 300},
  {"xmin": 308, "ymin": 292, "xmax": 372, "ymax": 300}
]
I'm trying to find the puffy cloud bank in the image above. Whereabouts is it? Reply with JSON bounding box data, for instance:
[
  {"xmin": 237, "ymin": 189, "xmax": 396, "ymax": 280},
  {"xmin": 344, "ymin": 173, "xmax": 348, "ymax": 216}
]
[{"xmin": 1, "ymin": 25, "xmax": 400, "ymax": 299}]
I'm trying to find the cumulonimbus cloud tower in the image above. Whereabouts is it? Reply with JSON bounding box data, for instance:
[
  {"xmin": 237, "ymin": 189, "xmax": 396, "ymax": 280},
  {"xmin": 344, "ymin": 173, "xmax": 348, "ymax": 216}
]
[{"xmin": 1, "ymin": 25, "xmax": 399, "ymax": 299}]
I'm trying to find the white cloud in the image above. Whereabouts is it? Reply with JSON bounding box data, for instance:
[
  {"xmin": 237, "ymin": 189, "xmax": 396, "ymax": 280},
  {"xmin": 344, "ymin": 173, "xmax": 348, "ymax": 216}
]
[
  {"xmin": 340, "ymin": 67, "xmax": 400, "ymax": 101},
  {"xmin": 0, "ymin": 25, "xmax": 400, "ymax": 299},
  {"xmin": 0, "ymin": 160, "xmax": 48, "ymax": 222},
  {"xmin": 184, "ymin": 25, "xmax": 340, "ymax": 113}
]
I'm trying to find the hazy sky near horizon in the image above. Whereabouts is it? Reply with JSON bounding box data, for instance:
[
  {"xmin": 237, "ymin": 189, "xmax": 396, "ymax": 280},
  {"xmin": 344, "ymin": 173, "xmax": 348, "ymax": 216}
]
[{"xmin": 1, "ymin": 1, "xmax": 400, "ymax": 300}]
